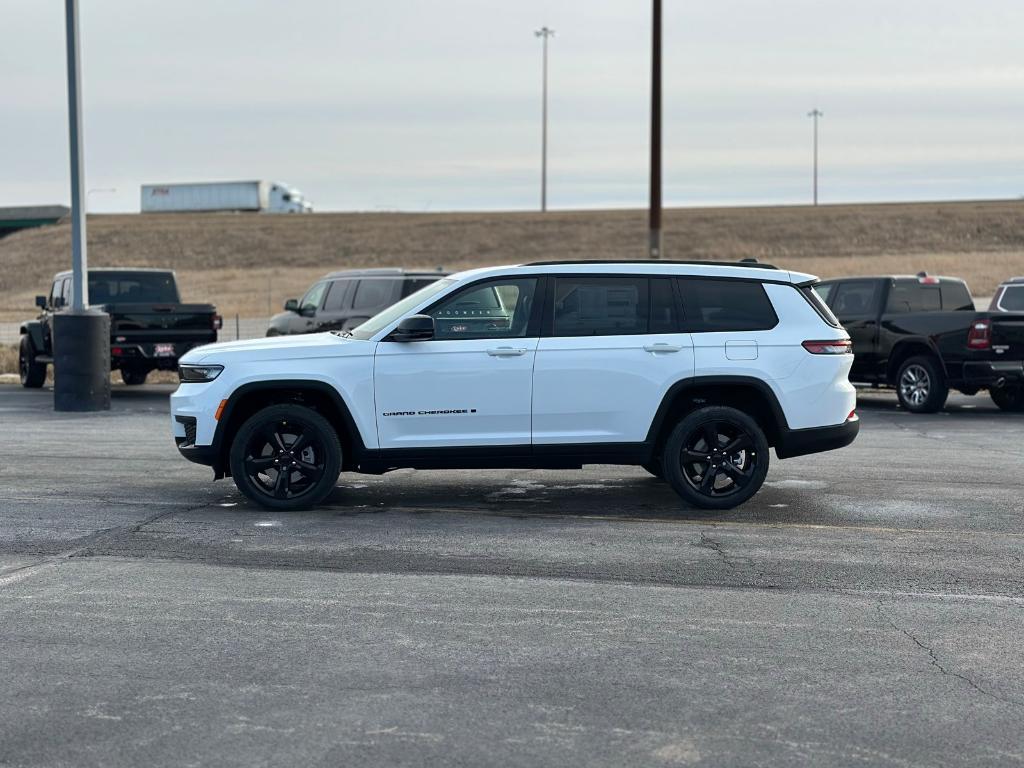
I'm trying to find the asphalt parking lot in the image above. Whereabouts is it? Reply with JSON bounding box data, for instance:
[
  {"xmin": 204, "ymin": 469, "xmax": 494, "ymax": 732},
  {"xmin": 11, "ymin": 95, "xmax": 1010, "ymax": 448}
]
[{"xmin": 1, "ymin": 383, "xmax": 1022, "ymax": 767}]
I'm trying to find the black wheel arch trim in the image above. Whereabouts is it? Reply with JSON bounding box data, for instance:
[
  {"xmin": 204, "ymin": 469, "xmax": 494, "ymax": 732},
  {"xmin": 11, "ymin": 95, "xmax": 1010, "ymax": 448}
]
[
  {"xmin": 886, "ymin": 338, "xmax": 947, "ymax": 381},
  {"xmin": 19, "ymin": 321, "xmax": 46, "ymax": 355}
]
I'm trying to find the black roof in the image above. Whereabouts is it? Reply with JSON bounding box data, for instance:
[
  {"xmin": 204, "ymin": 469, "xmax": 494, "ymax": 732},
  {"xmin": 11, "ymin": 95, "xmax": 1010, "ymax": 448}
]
[{"xmin": 323, "ymin": 268, "xmax": 450, "ymax": 279}]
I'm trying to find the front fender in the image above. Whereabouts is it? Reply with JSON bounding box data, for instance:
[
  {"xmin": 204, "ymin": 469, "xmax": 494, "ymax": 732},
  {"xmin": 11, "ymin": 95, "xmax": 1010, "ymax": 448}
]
[{"xmin": 19, "ymin": 321, "xmax": 46, "ymax": 353}]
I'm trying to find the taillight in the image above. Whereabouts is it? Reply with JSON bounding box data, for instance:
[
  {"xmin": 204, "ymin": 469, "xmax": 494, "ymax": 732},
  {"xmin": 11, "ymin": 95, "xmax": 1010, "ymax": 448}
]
[
  {"xmin": 212, "ymin": 314, "xmax": 223, "ymax": 330},
  {"xmin": 802, "ymin": 339, "xmax": 853, "ymax": 355},
  {"xmin": 967, "ymin": 319, "xmax": 991, "ymax": 349}
]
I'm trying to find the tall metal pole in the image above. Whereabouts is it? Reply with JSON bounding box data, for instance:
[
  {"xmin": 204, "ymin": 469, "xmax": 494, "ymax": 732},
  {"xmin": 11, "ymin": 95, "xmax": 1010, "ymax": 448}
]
[
  {"xmin": 65, "ymin": 0, "xmax": 88, "ymax": 310},
  {"xmin": 808, "ymin": 109, "xmax": 823, "ymax": 206},
  {"xmin": 535, "ymin": 27, "xmax": 555, "ymax": 212},
  {"xmin": 648, "ymin": 0, "xmax": 662, "ymax": 259}
]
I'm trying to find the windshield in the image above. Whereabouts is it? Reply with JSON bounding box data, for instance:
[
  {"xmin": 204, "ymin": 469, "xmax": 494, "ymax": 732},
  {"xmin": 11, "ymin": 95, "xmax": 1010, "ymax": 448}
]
[
  {"xmin": 88, "ymin": 271, "xmax": 179, "ymax": 304},
  {"xmin": 998, "ymin": 285, "xmax": 1024, "ymax": 312},
  {"xmin": 348, "ymin": 278, "xmax": 457, "ymax": 340}
]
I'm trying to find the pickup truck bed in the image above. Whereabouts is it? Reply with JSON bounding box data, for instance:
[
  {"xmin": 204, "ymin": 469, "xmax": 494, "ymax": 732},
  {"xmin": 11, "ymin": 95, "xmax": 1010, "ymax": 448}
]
[{"xmin": 816, "ymin": 274, "xmax": 1024, "ymax": 412}]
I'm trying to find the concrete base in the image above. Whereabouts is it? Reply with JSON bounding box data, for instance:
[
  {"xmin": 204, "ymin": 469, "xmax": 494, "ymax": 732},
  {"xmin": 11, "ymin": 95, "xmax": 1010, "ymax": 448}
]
[{"xmin": 53, "ymin": 310, "xmax": 110, "ymax": 412}]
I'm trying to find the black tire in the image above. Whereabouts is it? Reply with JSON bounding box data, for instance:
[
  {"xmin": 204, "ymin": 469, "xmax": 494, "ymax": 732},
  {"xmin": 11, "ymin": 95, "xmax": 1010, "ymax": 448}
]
[
  {"xmin": 895, "ymin": 355, "xmax": 948, "ymax": 413},
  {"xmin": 990, "ymin": 386, "xmax": 1024, "ymax": 412},
  {"xmin": 229, "ymin": 404, "xmax": 342, "ymax": 511},
  {"xmin": 120, "ymin": 369, "xmax": 148, "ymax": 386},
  {"xmin": 641, "ymin": 461, "xmax": 664, "ymax": 480},
  {"xmin": 18, "ymin": 336, "xmax": 46, "ymax": 388},
  {"xmin": 661, "ymin": 406, "xmax": 770, "ymax": 510}
]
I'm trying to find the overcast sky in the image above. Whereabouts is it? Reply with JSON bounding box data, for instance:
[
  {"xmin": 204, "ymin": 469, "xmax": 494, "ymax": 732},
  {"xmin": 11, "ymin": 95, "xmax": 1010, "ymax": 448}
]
[{"xmin": 2, "ymin": 0, "xmax": 1023, "ymax": 212}]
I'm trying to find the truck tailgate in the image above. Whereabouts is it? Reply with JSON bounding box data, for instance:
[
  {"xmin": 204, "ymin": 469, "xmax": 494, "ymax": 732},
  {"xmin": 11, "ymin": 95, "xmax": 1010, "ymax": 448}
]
[
  {"xmin": 991, "ymin": 314, "xmax": 1024, "ymax": 358},
  {"xmin": 109, "ymin": 303, "xmax": 216, "ymax": 336}
]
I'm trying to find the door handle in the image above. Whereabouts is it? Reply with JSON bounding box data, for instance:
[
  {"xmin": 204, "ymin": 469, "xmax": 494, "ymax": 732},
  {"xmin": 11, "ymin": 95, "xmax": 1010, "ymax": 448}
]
[
  {"xmin": 643, "ymin": 343, "xmax": 682, "ymax": 353},
  {"xmin": 486, "ymin": 347, "xmax": 528, "ymax": 357}
]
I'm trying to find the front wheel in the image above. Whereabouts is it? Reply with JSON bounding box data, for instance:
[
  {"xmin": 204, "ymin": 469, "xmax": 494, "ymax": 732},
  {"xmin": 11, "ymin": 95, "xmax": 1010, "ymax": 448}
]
[
  {"xmin": 662, "ymin": 406, "xmax": 770, "ymax": 510},
  {"xmin": 120, "ymin": 369, "xmax": 148, "ymax": 386},
  {"xmin": 228, "ymin": 403, "xmax": 342, "ymax": 510},
  {"xmin": 19, "ymin": 336, "xmax": 46, "ymax": 388},
  {"xmin": 896, "ymin": 356, "xmax": 948, "ymax": 413},
  {"xmin": 990, "ymin": 386, "xmax": 1024, "ymax": 412}
]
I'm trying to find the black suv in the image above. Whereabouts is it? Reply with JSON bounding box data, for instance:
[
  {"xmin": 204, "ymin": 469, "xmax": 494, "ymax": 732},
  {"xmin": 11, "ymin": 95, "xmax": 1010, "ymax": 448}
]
[{"xmin": 266, "ymin": 269, "xmax": 449, "ymax": 336}]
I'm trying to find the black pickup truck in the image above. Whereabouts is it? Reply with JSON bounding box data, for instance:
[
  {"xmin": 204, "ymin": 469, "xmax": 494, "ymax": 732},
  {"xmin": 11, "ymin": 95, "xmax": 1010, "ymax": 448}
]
[
  {"xmin": 19, "ymin": 268, "xmax": 220, "ymax": 387},
  {"xmin": 816, "ymin": 273, "xmax": 1024, "ymax": 413}
]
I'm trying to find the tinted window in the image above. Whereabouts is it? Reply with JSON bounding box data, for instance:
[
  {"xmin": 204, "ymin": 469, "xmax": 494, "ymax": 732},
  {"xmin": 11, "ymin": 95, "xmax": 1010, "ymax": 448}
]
[
  {"xmin": 815, "ymin": 282, "xmax": 836, "ymax": 304},
  {"xmin": 802, "ymin": 285, "xmax": 841, "ymax": 327},
  {"xmin": 352, "ymin": 278, "xmax": 396, "ymax": 311},
  {"xmin": 61, "ymin": 279, "xmax": 71, "ymax": 305},
  {"xmin": 49, "ymin": 280, "xmax": 62, "ymax": 306},
  {"xmin": 830, "ymin": 281, "xmax": 880, "ymax": 317},
  {"xmin": 678, "ymin": 279, "xmax": 777, "ymax": 332},
  {"xmin": 322, "ymin": 279, "xmax": 354, "ymax": 312},
  {"xmin": 998, "ymin": 285, "xmax": 1024, "ymax": 312},
  {"xmin": 939, "ymin": 281, "xmax": 974, "ymax": 311},
  {"xmin": 429, "ymin": 278, "xmax": 538, "ymax": 340},
  {"xmin": 650, "ymin": 278, "xmax": 678, "ymax": 333},
  {"xmin": 86, "ymin": 271, "xmax": 179, "ymax": 304},
  {"xmin": 299, "ymin": 281, "xmax": 328, "ymax": 313},
  {"xmin": 886, "ymin": 282, "xmax": 940, "ymax": 313},
  {"xmin": 401, "ymin": 277, "xmax": 439, "ymax": 298},
  {"xmin": 553, "ymin": 277, "xmax": 649, "ymax": 336}
]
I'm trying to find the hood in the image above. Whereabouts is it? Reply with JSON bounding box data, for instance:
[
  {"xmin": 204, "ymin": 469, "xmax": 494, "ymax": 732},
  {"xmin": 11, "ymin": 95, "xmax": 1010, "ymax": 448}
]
[{"xmin": 181, "ymin": 332, "xmax": 369, "ymax": 364}]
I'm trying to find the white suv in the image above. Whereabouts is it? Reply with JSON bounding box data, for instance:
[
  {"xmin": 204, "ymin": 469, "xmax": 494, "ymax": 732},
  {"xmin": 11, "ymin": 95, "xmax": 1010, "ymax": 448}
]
[{"xmin": 171, "ymin": 261, "xmax": 858, "ymax": 511}]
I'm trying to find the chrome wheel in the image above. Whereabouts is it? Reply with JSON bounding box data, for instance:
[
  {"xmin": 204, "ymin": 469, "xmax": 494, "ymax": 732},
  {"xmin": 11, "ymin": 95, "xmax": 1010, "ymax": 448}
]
[{"xmin": 899, "ymin": 364, "xmax": 930, "ymax": 408}]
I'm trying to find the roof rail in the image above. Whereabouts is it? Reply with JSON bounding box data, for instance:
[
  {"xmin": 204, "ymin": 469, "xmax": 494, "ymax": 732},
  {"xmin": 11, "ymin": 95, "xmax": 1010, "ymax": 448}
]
[{"xmin": 521, "ymin": 259, "xmax": 779, "ymax": 270}]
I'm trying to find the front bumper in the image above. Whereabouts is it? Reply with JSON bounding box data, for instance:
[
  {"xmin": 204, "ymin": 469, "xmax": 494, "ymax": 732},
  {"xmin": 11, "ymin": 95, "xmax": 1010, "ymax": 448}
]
[
  {"xmin": 962, "ymin": 360, "xmax": 1024, "ymax": 388},
  {"xmin": 775, "ymin": 413, "xmax": 859, "ymax": 460}
]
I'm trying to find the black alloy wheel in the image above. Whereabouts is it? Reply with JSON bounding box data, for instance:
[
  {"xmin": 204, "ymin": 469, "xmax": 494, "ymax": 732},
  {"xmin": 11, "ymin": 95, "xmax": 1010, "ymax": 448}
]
[
  {"xmin": 990, "ymin": 386, "xmax": 1024, "ymax": 412},
  {"xmin": 120, "ymin": 369, "xmax": 148, "ymax": 386},
  {"xmin": 662, "ymin": 406, "xmax": 770, "ymax": 510},
  {"xmin": 229, "ymin": 404, "xmax": 342, "ymax": 510},
  {"xmin": 19, "ymin": 336, "xmax": 46, "ymax": 388}
]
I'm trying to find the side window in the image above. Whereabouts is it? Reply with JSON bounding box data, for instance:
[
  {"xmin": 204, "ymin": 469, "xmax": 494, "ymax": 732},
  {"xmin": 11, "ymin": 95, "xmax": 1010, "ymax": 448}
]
[
  {"xmin": 428, "ymin": 278, "xmax": 538, "ymax": 340},
  {"xmin": 401, "ymin": 278, "xmax": 438, "ymax": 298},
  {"xmin": 352, "ymin": 279, "xmax": 396, "ymax": 312},
  {"xmin": 49, "ymin": 279, "xmax": 62, "ymax": 307},
  {"xmin": 650, "ymin": 278, "xmax": 678, "ymax": 333},
  {"xmin": 299, "ymin": 281, "xmax": 329, "ymax": 314},
  {"xmin": 553, "ymin": 277, "xmax": 649, "ymax": 337},
  {"xmin": 998, "ymin": 285, "xmax": 1024, "ymax": 312},
  {"xmin": 61, "ymin": 278, "xmax": 72, "ymax": 306},
  {"xmin": 939, "ymin": 281, "xmax": 973, "ymax": 311},
  {"xmin": 885, "ymin": 282, "xmax": 940, "ymax": 313},
  {"xmin": 322, "ymin": 279, "xmax": 354, "ymax": 312},
  {"xmin": 830, "ymin": 281, "xmax": 880, "ymax": 317},
  {"xmin": 815, "ymin": 282, "xmax": 836, "ymax": 305},
  {"xmin": 678, "ymin": 279, "xmax": 778, "ymax": 332}
]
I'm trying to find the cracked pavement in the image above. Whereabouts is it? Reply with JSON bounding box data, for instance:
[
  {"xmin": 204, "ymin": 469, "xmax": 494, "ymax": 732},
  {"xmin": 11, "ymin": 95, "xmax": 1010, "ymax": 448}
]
[{"xmin": 1, "ymin": 384, "xmax": 1023, "ymax": 767}]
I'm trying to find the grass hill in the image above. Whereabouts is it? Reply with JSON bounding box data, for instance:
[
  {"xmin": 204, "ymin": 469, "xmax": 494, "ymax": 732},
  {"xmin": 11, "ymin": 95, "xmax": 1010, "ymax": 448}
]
[{"xmin": 2, "ymin": 200, "xmax": 1022, "ymax": 321}]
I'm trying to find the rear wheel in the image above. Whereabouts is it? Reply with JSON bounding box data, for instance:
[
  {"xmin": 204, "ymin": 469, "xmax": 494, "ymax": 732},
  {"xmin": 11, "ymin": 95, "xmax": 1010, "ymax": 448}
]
[
  {"xmin": 896, "ymin": 356, "xmax": 948, "ymax": 413},
  {"xmin": 662, "ymin": 406, "xmax": 769, "ymax": 510},
  {"xmin": 120, "ymin": 369, "xmax": 148, "ymax": 386},
  {"xmin": 229, "ymin": 404, "xmax": 342, "ymax": 511},
  {"xmin": 990, "ymin": 386, "xmax": 1024, "ymax": 412},
  {"xmin": 18, "ymin": 336, "xmax": 46, "ymax": 388}
]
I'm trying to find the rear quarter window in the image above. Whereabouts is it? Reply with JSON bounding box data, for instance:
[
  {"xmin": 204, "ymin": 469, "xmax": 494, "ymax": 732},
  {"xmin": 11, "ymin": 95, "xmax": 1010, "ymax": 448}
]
[
  {"xmin": 677, "ymin": 278, "xmax": 778, "ymax": 332},
  {"xmin": 998, "ymin": 285, "xmax": 1024, "ymax": 312}
]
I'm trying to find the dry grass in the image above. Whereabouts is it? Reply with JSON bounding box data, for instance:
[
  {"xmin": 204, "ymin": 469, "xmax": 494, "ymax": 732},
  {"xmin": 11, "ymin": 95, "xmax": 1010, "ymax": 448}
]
[
  {"xmin": 0, "ymin": 344, "xmax": 17, "ymax": 375},
  {"xmin": 0, "ymin": 344, "xmax": 179, "ymax": 381},
  {"xmin": 2, "ymin": 200, "xmax": 1023, "ymax": 321}
]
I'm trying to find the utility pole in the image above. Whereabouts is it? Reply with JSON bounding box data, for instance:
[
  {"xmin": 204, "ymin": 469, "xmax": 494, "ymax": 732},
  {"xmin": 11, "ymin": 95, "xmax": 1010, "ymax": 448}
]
[
  {"xmin": 57, "ymin": 0, "xmax": 110, "ymax": 411},
  {"xmin": 808, "ymin": 108, "xmax": 823, "ymax": 206},
  {"xmin": 649, "ymin": 0, "xmax": 662, "ymax": 259},
  {"xmin": 535, "ymin": 26, "xmax": 555, "ymax": 212}
]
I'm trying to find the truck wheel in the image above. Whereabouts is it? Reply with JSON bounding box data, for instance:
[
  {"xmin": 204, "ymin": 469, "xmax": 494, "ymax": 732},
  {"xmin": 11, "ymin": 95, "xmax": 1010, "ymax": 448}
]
[
  {"xmin": 990, "ymin": 386, "xmax": 1024, "ymax": 412},
  {"xmin": 896, "ymin": 356, "xmax": 948, "ymax": 413},
  {"xmin": 18, "ymin": 336, "xmax": 46, "ymax": 388},
  {"xmin": 228, "ymin": 403, "xmax": 342, "ymax": 511},
  {"xmin": 661, "ymin": 406, "xmax": 770, "ymax": 510},
  {"xmin": 121, "ymin": 369, "xmax": 148, "ymax": 386}
]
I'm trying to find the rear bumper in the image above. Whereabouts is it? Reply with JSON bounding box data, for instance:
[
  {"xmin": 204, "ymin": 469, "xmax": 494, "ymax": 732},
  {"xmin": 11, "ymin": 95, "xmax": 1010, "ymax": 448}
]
[
  {"xmin": 775, "ymin": 414, "xmax": 859, "ymax": 460},
  {"xmin": 962, "ymin": 360, "xmax": 1024, "ymax": 388}
]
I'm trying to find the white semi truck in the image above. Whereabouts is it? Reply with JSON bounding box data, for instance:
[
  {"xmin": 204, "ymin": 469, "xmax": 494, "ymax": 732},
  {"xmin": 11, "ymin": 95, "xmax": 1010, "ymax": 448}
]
[{"xmin": 140, "ymin": 181, "xmax": 312, "ymax": 214}]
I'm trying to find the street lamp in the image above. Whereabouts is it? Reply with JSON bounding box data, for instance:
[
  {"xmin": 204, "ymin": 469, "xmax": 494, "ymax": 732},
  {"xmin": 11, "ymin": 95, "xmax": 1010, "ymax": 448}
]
[
  {"xmin": 649, "ymin": 0, "xmax": 662, "ymax": 259},
  {"xmin": 535, "ymin": 26, "xmax": 555, "ymax": 212},
  {"xmin": 808, "ymin": 109, "xmax": 823, "ymax": 206}
]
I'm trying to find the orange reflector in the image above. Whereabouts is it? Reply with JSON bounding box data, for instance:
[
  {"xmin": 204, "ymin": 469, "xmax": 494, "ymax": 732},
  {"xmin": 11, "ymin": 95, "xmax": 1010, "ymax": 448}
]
[{"xmin": 215, "ymin": 399, "xmax": 228, "ymax": 421}]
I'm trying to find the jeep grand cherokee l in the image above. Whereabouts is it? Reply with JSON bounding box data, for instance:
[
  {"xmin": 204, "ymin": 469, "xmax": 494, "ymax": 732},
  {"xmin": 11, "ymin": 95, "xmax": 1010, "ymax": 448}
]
[{"xmin": 172, "ymin": 260, "xmax": 858, "ymax": 511}]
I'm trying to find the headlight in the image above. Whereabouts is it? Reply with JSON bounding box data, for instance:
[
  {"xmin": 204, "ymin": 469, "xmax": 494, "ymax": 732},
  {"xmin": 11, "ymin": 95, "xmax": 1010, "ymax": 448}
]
[{"xmin": 178, "ymin": 364, "xmax": 224, "ymax": 382}]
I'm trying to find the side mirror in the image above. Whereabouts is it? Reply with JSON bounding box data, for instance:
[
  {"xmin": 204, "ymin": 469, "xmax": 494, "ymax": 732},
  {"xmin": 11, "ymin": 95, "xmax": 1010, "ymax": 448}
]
[
  {"xmin": 388, "ymin": 314, "xmax": 434, "ymax": 342},
  {"xmin": 35, "ymin": 295, "xmax": 48, "ymax": 309},
  {"xmin": 284, "ymin": 298, "xmax": 299, "ymax": 313}
]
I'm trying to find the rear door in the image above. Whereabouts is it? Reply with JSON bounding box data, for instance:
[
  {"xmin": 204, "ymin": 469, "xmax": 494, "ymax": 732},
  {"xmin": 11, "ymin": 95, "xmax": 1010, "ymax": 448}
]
[
  {"xmin": 348, "ymin": 278, "xmax": 400, "ymax": 330},
  {"xmin": 532, "ymin": 275, "xmax": 694, "ymax": 444},
  {"xmin": 828, "ymin": 279, "xmax": 883, "ymax": 378}
]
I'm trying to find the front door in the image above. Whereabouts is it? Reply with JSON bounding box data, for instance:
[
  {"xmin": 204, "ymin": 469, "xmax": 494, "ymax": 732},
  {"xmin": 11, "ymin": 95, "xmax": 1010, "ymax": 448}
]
[
  {"xmin": 374, "ymin": 276, "xmax": 541, "ymax": 449},
  {"xmin": 829, "ymin": 280, "xmax": 882, "ymax": 379}
]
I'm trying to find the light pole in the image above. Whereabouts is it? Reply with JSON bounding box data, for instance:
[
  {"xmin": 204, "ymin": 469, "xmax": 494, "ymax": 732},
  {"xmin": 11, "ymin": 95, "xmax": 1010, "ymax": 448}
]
[
  {"xmin": 808, "ymin": 108, "xmax": 823, "ymax": 206},
  {"xmin": 535, "ymin": 26, "xmax": 554, "ymax": 212},
  {"xmin": 57, "ymin": 0, "xmax": 110, "ymax": 411},
  {"xmin": 649, "ymin": 0, "xmax": 662, "ymax": 259}
]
